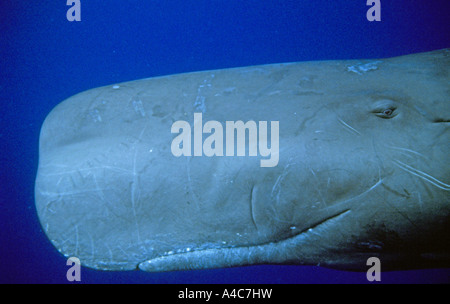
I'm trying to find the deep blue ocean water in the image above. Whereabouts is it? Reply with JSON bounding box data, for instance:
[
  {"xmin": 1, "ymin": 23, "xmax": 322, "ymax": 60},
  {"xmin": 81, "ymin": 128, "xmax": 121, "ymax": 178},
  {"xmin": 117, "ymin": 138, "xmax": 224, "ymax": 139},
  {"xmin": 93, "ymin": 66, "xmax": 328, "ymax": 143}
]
[{"xmin": 1, "ymin": 1, "xmax": 449, "ymax": 284}]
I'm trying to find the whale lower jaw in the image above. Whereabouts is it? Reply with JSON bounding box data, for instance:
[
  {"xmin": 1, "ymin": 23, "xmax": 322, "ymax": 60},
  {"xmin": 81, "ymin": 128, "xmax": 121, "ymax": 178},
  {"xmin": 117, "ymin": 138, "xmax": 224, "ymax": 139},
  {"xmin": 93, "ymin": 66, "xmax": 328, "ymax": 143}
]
[
  {"xmin": 138, "ymin": 205, "xmax": 450, "ymax": 272},
  {"xmin": 139, "ymin": 209, "xmax": 352, "ymax": 272}
]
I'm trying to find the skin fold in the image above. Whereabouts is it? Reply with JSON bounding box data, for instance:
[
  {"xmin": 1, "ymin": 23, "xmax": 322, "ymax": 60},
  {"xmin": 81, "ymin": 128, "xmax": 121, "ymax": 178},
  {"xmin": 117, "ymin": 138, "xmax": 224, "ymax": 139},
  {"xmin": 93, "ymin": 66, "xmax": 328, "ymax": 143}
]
[{"xmin": 35, "ymin": 49, "xmax": 449, "ymax": 271}]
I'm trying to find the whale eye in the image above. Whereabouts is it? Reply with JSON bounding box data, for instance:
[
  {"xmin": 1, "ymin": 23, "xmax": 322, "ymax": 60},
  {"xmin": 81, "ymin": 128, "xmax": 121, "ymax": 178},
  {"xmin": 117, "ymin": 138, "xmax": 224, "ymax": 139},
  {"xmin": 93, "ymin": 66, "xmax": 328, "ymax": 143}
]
[
  {"xmin": 371, "ymin": 99, "xmax": 398, "ymax": 119},
  {"xmin": 375, "ymin": 107, "xmax": 397, "ymax": 119},
  {"xmin": 383, "ymin": 109, "xmax": 393, "ymax": 116}
]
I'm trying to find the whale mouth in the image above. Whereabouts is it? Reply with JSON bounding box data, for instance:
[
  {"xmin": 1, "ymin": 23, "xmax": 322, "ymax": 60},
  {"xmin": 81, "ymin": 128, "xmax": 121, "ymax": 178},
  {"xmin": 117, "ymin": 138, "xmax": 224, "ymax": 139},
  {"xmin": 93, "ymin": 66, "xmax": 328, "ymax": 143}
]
[
  {"xmin": 433, "ymin": 118, "xmax": 450, "ymax": 123},
  {"xmin": 138, "ymin": 209, "xmax": 351, "ymax": 272}
]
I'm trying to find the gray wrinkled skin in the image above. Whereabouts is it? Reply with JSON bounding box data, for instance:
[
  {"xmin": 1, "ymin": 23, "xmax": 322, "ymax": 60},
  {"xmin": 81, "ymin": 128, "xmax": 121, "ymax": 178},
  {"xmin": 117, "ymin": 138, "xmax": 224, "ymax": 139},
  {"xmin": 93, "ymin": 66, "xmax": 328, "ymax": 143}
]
[{"xmin": 35, "ymin": 49, "xmax": 449, "ymax": 272}]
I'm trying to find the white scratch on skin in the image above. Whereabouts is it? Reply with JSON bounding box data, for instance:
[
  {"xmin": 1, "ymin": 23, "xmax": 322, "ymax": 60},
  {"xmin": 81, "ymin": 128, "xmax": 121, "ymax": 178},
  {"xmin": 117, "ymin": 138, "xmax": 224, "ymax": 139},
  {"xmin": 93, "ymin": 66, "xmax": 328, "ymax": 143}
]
[
  {"xmin": 117, "ymin": 246, "xmax": 129, "ymax": 257},
  {"xmin": 269, "ymin": 161, "xmax": 297, "ymax": 224},
  {"xmin": 105, "ymin": 244, "xmax": 114, "ymax": 263},
  {"xmin": 186, "ymin": 157, "xmax": 201, "ymax": 210},
  {"xmin": 89, "ymin": 232, "xmax": 95, "ymax": 260},
  {"xmin": 309, "ymin": 167, "xmax": 327, "ymax": 207},
  {"xmin": 386, "ymin": 146, "xmax": 428, "ymax": 160},
  {"xmin": 271, "ymin": 163, "xmax": 292, "ymax": 197},
  {"xmin": 393, "ymin": 160, "xmax": 450, "ymax": 191},
  {"xmin": 75, "ymin": 225, "xmax": 79, "ymax": 257},
  {"xmin": 39, "ymin": 188, "xmax": 113, "ymax": 197},
  {"xmin": 224, "ymin": 87, "xmax": 236, "ymax": 93},
  {"xmin": 89, "ymin": 108, "xmax": 102, "ymax": 122},
  {"xmin": 43, "ymin": 200, "xmax": 58, "ymax": 214},
  {"xmin": 194, "ymin": 95, "xmax": 206, "ymax": 113},
  {"xmin": 92, "ymin": 173, "xmax": 105, "ymax": 201},
  {"xmin": 338, "ymin": 118, "xmax": 361, "ymax": 136},
  {"xmin": 368, "ymin": 177, "xmax": 383, "ymax": 192},
  {"xmin": 40, "ymin": 165, "xmax": 133, "ymax": 176},
  {"xmin": 130, "ymin": 126, "xmax": 148, "ymax": 244},
  {"xmin": 132, "ymin": 99, "xmax": 146, "ymax": 117},
  {"xmin": 352, "ymin": 179, "xmax": 382, "ymax": 202},
  {"xmin": 268, "ymin": 90, "xmax": 282, "ymax": 96},
  {"xmin": 56, "ymin": 176, "xmax": 64, "ymax": 186},
  {"xmin": 412, "ymin": 191, "xmax": 424, "ymax": 212},
  {"xmin": 250, "ymin": 185, "xmax": 257, "ymax": 230},
  {"xmin": 334, "ymin": 174, "xmax": 383, "ymax": 208},
  {"xmin": 194, "ymin": 75, "xmax": 214, "ymax": 112},
  {"xmin": 369, "ymin": 167, "xmax": 384, "ymax": 192}
]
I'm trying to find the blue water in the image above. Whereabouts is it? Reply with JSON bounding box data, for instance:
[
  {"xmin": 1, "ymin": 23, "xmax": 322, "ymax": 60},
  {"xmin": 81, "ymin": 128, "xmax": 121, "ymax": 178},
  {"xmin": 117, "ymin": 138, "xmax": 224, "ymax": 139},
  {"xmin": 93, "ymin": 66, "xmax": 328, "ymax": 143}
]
[{"xmin": 1, "ymin": 1, "xmax": 449, "ymax": 284}]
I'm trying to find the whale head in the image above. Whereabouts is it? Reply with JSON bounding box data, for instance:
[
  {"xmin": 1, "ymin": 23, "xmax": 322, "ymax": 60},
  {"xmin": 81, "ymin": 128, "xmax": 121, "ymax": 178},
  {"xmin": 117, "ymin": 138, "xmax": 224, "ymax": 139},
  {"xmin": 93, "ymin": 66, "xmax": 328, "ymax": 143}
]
[{"xmin": 35, "ymin": 49, "xmax": 449, "ymax": 272}]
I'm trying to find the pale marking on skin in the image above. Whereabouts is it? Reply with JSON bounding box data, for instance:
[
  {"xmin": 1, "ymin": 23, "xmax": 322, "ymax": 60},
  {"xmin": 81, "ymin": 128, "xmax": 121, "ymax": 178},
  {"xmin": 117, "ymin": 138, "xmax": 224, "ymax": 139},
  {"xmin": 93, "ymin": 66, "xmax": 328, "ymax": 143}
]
[
  {"xmin": 271, "ymin": 162, "xmax": 293, "ymax": 197},
  {"xmin": 40, "ymin": 165, "xmax": 133, "ymax": 176},
  {"xmin": 309, "ymin": 167, "xmax": 327, "ymax": 208},
  {"xmin": 249, "ymin": 185, "xmax": 257, "ymax": 231},
  {"xmin": 105, "ymin": 244, "xmax": 114, "ymax": 262},
  {"xmin": 269, "ymin": 161, "xmax": 382, "ymax": 225},
  {"xmin": 338, "ymin": 118, "xmax": 361, "ymax": 136},
  {"xmin": 338, "ymin": 180, "xmax": 383, "ymax": 217},
  {"xmin": 92, "ymin": 173, "xmax": 105, "ymax": 201},
  {"xmin": 89, "ymin": 109, "xmax": 102, "ymax": 122},
  {"xmin": 412, "ymin": 191, "xmax": 424, "ymax": 212},
  {"xmin": 89, "ymin": 232, "xmax": 95, "ymax": 260},
  {"xmin": 267, "ymin": 90, "xmax": 282, "ymax": 95},
  {"xmin": 131, "ymin": 126, "xmax": 148, "ymax": 245},
  {"xmin": 132, "ymin": 99, "xmax": 146, "ymax": 117},
  {"xmin": 368, "ymin": 178, "xmax": 383, "ymax": 192},
  {"xmin": 75, "ymin": 224, "xmax": 79, "ymax": 257},
  {"xmin": 347, "ymin": 61, "xmax": 382, "ymax": 75},
  {"xmin": 270, "ymin": 161, "xmax": 296, "ymax": 223},
  {"xmin": 386, "ymin": 146, "xmax": 428, "ymax": 160},
  {"xmin": 194, "ymin": 75, "xmax": 214, "ymax": 113},
  {"xmin": 40, "ymin": 188, "xmax": 113, "ymax": 197},
  {"xmin": 393, "ymin": 160, "xmax": 450, "ymax": 191},
  {"xmin": 117, "ymin": 246, "xmax": 130, "ymax": 257},
  {"xmin": 329, "ymin": 171, "xmax": 383, "ymax": 210},
  {"xmin": 56, "ymin": 176, "xmax": 63, "ymax": 186},
  {"xmin": 58, "ymin": 237, "xmax": 70, "ymax": 246},
  {"xmin": 186, "ymin": 157, "xmax": 201, "ymax": 211}
]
